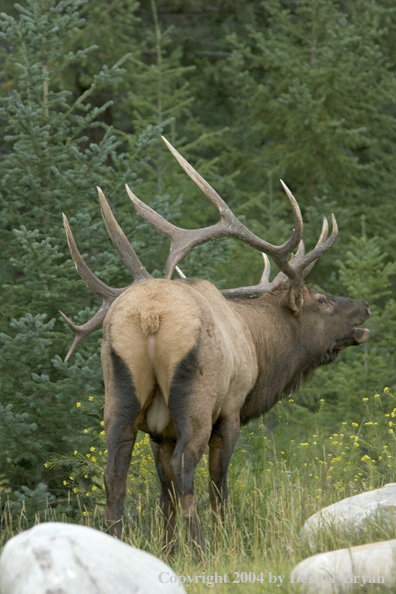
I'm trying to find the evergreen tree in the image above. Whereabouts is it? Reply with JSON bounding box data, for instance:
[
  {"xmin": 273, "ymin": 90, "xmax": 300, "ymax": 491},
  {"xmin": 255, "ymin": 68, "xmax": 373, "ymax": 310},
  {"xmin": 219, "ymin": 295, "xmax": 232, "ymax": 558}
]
[
  {"xmin": 293, "ymin": 229, "xmax": 396, "ymax": 435},
  {"xmin": 0, "ymin": 0, "xmax": 167, "ymax": 496},
  {"xmin": 0, "ymin": 0, "xmax": 131, "ymax": 494},
  {"xmin": 0, "ymin": 0, "xmax": 231, "ymax": 501},
  {"xmin": 217, "ymin": 0, "xmax": 396, "ymax": 289}
]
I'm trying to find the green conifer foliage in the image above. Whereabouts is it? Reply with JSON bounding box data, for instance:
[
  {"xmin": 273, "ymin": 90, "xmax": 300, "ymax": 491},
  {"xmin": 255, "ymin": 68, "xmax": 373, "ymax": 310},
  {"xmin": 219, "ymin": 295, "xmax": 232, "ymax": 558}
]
[
  {"xmin": 0, "ymin": 0, "xmax": 230, "ymax": 500},
  {"xmin": 219, "ymin": 0, "xmax": 396, "ymax": 288},
  {"xmin": 293, "ymin": 230, "xmax": 396, "ymax": 434},
  {"xmin": 0, "ymin": 0, "xmax": 138, "ymax": 494}
]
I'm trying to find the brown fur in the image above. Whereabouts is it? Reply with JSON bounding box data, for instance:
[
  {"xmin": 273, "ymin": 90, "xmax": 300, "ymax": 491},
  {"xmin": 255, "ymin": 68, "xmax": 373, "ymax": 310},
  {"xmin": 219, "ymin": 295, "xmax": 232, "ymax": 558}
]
[{"xmin": 102, "ymin": 277, "xmax": 370, "ymax": 550}]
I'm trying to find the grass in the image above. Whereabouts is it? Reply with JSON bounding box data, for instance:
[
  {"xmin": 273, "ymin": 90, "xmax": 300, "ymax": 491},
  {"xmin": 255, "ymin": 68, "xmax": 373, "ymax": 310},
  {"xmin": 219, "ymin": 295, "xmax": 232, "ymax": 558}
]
[{"xmin": 1, "ymin": 389, "xmax": 396, "ymax": 592}]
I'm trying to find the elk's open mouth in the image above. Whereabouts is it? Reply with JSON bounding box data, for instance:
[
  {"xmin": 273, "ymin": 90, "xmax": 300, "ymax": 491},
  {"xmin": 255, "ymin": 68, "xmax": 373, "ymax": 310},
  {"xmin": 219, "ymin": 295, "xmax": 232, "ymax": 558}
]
[
  {"xmin": 351, "ymin": 327, "xmax": 369, "ymax": 344},
  {"xmin": 348, "ymin": 304, "xmax": 371, "ymax": 346},
  {"xmin": 335, "ymin": 326, "xmax": 370, "ymax": 351}
]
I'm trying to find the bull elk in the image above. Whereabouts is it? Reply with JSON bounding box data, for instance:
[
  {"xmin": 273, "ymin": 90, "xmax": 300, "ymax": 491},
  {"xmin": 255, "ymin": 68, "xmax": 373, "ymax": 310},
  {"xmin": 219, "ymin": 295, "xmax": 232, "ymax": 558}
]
[{"xmin": 61, "ymin": 137, "xmax": 370, "ymax": 551}]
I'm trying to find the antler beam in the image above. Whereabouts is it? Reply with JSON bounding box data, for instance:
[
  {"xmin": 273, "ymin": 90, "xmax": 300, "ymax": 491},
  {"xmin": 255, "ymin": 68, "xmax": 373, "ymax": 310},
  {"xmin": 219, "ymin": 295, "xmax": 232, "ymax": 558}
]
[
  {"xmin": 125, "ymin": 137, "xmax": 305, "ymax": 280},
  {"xmin": 97, "ymin": 188, "xmax": 152, "ymax": 282}
]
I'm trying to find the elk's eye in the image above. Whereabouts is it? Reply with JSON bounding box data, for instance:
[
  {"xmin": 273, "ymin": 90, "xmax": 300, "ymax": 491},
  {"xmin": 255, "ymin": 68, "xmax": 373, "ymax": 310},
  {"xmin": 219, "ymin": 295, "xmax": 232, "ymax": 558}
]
[{"xmin": 317, "ymin": 297, "xmax": 326, "ymax": 305}]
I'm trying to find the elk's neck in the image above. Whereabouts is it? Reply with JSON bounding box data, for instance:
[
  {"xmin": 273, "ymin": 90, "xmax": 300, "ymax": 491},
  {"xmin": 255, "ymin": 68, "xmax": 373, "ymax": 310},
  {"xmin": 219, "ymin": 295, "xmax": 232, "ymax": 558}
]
[{"xmin": 233, "ymin": 294, "xmax": 312, "ymax": 424}]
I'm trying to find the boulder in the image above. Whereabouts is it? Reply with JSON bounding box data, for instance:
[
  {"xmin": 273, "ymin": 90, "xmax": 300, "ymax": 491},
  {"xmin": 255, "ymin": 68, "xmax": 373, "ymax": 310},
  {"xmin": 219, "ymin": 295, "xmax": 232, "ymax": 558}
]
[
  {"xmin": 302, "ymin": 483, "xmax": 396, "ymax": 546},
  {"xmin": 0, "ymin": 522, "xmax": 185, "ymax": 594},
  {"xmin": 290, "ymin": 539, "xmax": 396, "ymax": 593}
]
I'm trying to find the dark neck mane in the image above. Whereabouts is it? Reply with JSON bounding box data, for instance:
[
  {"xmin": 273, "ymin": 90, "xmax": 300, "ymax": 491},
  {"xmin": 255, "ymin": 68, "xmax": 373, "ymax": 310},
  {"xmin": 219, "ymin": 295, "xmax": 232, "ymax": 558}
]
[{"xmin": 234, "ymin": 287, "xmax": 328, "ymax": 425}]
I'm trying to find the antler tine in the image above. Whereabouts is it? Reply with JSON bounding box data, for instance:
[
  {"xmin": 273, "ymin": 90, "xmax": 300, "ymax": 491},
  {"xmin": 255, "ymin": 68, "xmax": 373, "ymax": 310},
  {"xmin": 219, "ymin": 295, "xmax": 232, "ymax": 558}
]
[
  {"xmin": 260, "ymin": 253, "xmax": 271, "ymax": 284},
  {"xmin": 59, "ymin": 308, "xmax": 108, "ymax": 362},
  {"xmin": 300, "ymin": 216, "xmax": 329, "ymax": 279},
  {"xmin": 61, "ymin": 213, "xmax": 125, "ymax": 361},
  {"xmin": 296, "ymin": 214, "xmax": 337, "ymax": 281},
  {"xmin": 175, "ymin": 266, "xmax": 186, "ymax": 278},
  {"xmin": 163, "ymin": 139, "xmax": 304, "ymax": 261},
  {"xmin": 62, "ymin": 214, "xmax": 122, "ymax": 299},
  {"xmin": 269, "ymin": 215, "xmax": 336, "ymax": 287},
  {"xmin": 221, "ymin": 241, "xmax": 307, "ymax": 299},
  {"xmin": 126, "ymin": 137, "xmax": 303, "ymax": 279},
  {"xmin": 270, "ymin": 215, "xmax": 336, "ymax": 288},
  {"xmin": 161, "ymin": 135, "xmax": 232, "ymax": 217},
  {"xmin": 97, "ymin": 187, "xmax": 152, "ymax": 282},
  {"xmin": 221, "ymin": 253, "xmax": 274, "ymax": 299}
]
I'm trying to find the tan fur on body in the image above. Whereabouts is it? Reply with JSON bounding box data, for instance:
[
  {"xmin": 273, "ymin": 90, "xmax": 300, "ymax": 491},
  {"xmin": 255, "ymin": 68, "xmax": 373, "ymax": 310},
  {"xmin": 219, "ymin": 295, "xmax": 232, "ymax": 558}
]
[{"xmin": 103, "ymin": 278, "xmax": 258, "ymax": 440}]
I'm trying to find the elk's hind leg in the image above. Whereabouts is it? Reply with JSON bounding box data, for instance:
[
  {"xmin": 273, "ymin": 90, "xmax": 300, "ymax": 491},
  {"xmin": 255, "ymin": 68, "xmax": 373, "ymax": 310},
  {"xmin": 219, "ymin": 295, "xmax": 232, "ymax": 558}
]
[
  {"xmin": 150, "ymin": 439, "xmax": 178, "ymax": 555},
  {"xmin": 208, "ymin": 415, "xmax": 241, "ymax": 525},
  {"xmin": 167, "ymin": 346, "xmax": 212, "ymax": 552},
  {"xmin": 103, "ymin": 347, "xmax": 149, "ymax": 538}
]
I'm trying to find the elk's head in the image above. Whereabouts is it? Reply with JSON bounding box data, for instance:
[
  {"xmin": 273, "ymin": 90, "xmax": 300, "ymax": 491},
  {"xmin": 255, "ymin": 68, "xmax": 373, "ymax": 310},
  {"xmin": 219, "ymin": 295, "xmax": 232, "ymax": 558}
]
[{"xmin": 291, "ymin": 287, "xmax": 370, "ymax": 368}]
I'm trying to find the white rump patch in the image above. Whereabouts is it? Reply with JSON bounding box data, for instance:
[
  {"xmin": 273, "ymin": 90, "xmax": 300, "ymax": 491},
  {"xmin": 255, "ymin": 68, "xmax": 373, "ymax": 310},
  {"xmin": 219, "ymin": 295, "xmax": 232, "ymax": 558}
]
[{"xmin": 147, "ymin": 333, "xmax": 155, "ymax": 360}]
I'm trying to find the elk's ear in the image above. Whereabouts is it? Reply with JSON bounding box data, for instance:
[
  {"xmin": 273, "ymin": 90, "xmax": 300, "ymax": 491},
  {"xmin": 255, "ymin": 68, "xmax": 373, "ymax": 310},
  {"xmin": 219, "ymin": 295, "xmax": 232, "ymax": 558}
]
[{"xmin": 286, "ymin": 285, "xmax": 304, "ymax": 315}]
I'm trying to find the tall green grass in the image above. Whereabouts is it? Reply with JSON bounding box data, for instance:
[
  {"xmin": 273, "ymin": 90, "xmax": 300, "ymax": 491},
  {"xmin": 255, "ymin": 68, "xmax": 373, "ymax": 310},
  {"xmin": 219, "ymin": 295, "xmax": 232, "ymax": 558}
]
[{"xmin": 1, "ymin": 389, "xmax": 396, "ymax": 592}]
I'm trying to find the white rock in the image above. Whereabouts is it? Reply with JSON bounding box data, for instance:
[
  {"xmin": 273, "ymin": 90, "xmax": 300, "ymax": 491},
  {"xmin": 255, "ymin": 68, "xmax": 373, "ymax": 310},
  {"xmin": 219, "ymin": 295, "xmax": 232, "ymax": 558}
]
[
  {"xmin": 0, "ymin": 522, "xmax": 185, "ymax": 594},
  {"xmin": 290, "ymin": 539, "xmax": 396, "ymax": 593},
  {"xmin": 302, "ymin": 483, "xmax": 396, "ymax": 546}
]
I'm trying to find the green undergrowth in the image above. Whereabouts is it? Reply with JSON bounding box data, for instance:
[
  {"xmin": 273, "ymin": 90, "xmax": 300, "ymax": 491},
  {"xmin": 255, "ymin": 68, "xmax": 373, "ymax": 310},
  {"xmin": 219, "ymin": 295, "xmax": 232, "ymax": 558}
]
[{"xmin": 1, "ymin": 388, "xmax": 396, "ymax": 593}]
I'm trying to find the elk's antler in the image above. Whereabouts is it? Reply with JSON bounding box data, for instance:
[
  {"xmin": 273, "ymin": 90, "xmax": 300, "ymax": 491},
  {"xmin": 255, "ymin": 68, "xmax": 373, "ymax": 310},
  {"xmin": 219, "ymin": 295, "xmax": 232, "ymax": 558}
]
[
  {"xmin": 60, "ymin": 188, "xmax": 152, "ymax": 361},
  {"xmin": 62, "ymin": 138, "xmax": 338, "ymax": 358},
  {"xmin": 126, "ymin": 137, "xmax": 305, "ymax": 281},
  {"xmin": 221, "ymin": 215, "xmax": 338, "ymax": 299},
  {"xmin": 126, "ymin": 137, "xmax": 337, "ymax": 293}
]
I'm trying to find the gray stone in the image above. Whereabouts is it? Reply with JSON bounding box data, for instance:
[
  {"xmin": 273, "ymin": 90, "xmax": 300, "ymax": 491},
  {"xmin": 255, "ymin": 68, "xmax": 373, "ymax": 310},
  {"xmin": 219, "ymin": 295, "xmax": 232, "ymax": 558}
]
[
  {"xmin": 302, "ymin": 483, "xmax": 396, "ymax": 546},
  {"xmin": 0, "ymin": 522, "xmax": 185, "ymax": 594},
  {"xmin": 290, "ymin": 539, "xmax": 396, "ymax": 593}
]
